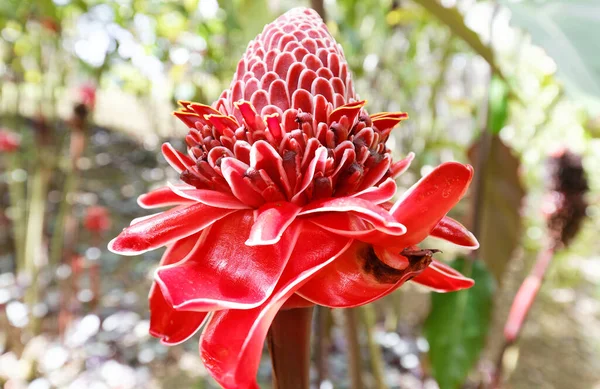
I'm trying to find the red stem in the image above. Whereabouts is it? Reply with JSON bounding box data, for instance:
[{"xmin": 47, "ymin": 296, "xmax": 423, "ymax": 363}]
[
  {"xmin": 268, "ymin": 307, "xmax": 314, "ymax": 389},
  {"xmin": 314, "ymin": 306, "xmax": 330, "ymax": 386},
  {"xmin": 493, "ymin": 244, "xmax": 556, "ymax": 388},
  {"xmin": 503, "ymin": 245, "xmax": 555, "ymax": 342}
]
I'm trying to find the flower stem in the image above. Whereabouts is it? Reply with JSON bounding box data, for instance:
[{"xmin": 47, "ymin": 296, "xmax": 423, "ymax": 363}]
[
  {"xmin": 268, "ymin": 306, "xmax": 314, "ymax": 389},
  {"xmin": 361, "ymin": 305, "xmax": 387, "ymax": 389},
  {"xmin": 492, "ymin": 244, "xmax": 556, "ymax": 388},
  {"xmin": 343, "ymin": 308, "xmax": 364, "ymax": 389},
  {"xmin": 23, "ymin": 164, "xmax": 51, "ymax": 336},
  {"xmin": 314, "ymin": 305, "xmax": 330, "ymax": 387},
  {"xmin": 7, "ymin": 153, "xmax": 26, "ymax": 272}
]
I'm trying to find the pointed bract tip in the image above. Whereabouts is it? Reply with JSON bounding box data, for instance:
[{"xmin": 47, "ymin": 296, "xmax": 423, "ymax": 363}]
[{"xmin": 107, "ymin": 235, "xmax": 151, "ymax": 256}]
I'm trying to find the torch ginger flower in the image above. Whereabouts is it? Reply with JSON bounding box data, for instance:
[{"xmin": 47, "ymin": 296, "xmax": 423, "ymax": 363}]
[{"xmin": 109, "ymin": 8, "xmax": 478, "ymax": 388}]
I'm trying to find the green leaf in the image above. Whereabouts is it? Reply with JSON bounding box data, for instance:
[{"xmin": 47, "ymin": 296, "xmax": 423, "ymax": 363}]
[
  {"xmin": 411, "ymin": 0, "xmax": 503, "ymax": 79},
  {"xmin": 468, "ymin": 135, "xmax": 525, "ymax": 282},
  {"xmin": 424, "ymin": 258, "xmax": 496, "ymax": 389},
  {"xmin": 503, "ymin": 0, "xmax": 600, "ymax": 113},
  {"xmin": 487, "ymin": 75, "xmax": 509, "ymax": 135}
]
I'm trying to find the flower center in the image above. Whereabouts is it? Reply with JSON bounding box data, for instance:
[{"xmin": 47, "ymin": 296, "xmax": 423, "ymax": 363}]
[{"xmin": 177, "ymin": 101, "xmax": 403, "ymax": 206}]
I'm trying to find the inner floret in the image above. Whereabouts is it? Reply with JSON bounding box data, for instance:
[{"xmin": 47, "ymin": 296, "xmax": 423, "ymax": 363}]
[{"xmin": 171, "ymin": 8, "xmax": 410, "ymax": 207}]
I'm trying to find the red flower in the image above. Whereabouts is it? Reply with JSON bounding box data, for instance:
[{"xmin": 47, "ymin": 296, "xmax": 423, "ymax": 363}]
[
  {"xmin": 78, "ymin": 84, "xmax": 97, "ymax": 111},
  {"xmin": 109, "ymin": 8, "xmax": 477, "ymax": 388},
  {"xmin": 0, "ymin": 129, "xmax": 21, "ymax": 153},
  {"xmin": 84, "ymin": 206, "xmax": 111, "ymax": 233}
]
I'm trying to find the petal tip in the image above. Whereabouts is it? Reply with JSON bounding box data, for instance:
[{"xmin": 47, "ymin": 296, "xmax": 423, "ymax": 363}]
[
  {"xmin": 384, "ymin": 221, "xmax": 407, "ymax": 235},
  {"xmin": 107, "ymin": 237, "xmax": 119, "ymax": 253},
  {"xmin": 451, "ymin": 277, "xmax": 476, "ymax": 291},
  {"xmin": 155, "ymin": 333, "xmax": 195, "ymax": 346},
  {"xmin": 107, "ymin": 234, "xmax": 151, "ymax": 256},
  {"xmin": 148, "ymin": 328, "xmax": 189, "ymax": 346},
  {"xmin": 136, "ymin": 194, "xmax": 150, "ymax": 209},
  {"xmin": 467, "ymin": 232, "xmax": 480, "ymax": 250}
]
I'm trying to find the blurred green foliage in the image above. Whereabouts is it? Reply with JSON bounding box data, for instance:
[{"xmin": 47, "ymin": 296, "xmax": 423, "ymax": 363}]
[
  {"xmin": 425, "ymin": 258, "xmax": 496, "ymax": 389},
  {"xmin": 502, "ymin": 0, "xmax": 600, "ymax": 114}
]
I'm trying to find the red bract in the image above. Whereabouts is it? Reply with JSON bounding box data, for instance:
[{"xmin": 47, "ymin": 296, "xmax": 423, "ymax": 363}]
[
  {"xmin": 0, "ymin": 129, "xmax": 21, "ymax": 152},
  {"xmin": 84, "ymin": 206, "xmax": 111, "ymax": 233},
  {"xmin": 109, "ymin": 8, "xmax": 478, "ymax": 388}
]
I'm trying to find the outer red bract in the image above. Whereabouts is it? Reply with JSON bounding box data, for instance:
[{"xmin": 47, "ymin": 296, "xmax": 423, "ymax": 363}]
[
  {"xmin": 109, "ymin": 8, "xmax": 479, "ymax": 388},
  {"xmin": 0, "ymin": 129, "xmax": 21, "ymax": 153}
]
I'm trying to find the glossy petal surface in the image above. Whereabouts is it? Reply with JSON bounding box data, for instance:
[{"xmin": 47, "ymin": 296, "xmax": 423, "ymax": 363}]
[
  {"xmin": 308, "ymin": 212, "xmax": 375, "ymax": 237},
  {"xmin": 411, "ymin": 259, "xmax": 475, "ymax": 292},
  {"xmin": 162, "ymin": 142, "xmax": 193, "ymax": 173},
  {"xmin": 298, "ymin": 242, "xmax": 429, "ymax": 308},
  {"xmin": 137, "ymin": 186, "xmax": 194, "ymax": 209},
  {"xmin": 300, "ymin": 197, "xmax": 406, "ymax": 236},
  {"xmin": 390, "ymin": 162, "xmax": 473, "ymax": 245},
  {"xmin": 108, "ymin": 204, "xmax": 236, "ymax": 255},
  {"xmin": 149, "ymin": 234, "xmax": 207, "ymax": 345},
  {"xmin": 168, "ymin": 183, "xmax": 250, "ymax": 209},
  {"xmin": 246, "ymin": 202, "xmax": 301, "ymax": 246},
  {"xmin": 155, "ymin": 211, "xmax": 300, "ymax": 311},
  {"xmin": 200, "ymin": 224, "xmax": 352, "ymax": 388},
  {"xmin": 431, "ymin": 216, "xmax": 479, "ymax": 249},
  {"xmin": 364, "ymin": 162, "xmax": 474, "ymax": 249},
  {"xmin": 352, "ymin": 178, "xmax": 397, "ymax": 204},
  {"xmin": 150, "ymin": 287, "xmax": 208, "ymax": 345}
]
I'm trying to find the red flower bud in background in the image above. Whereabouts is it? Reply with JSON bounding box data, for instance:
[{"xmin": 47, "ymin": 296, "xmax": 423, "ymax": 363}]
[
  {"xmin": 71, "ymin": 84, "xmax": 97, "ymax": 129},
  {"xmin": 0, "ymin": 129, "xmax": 21, "ymax": 153},
  {"xmin": 78, "ymin": 84, "xmax": 97, "ymax": 111},
  {"xmin": 39, "ymin": 16, "xmax": 61, "ymax": 34},
  {"xmin": 84, "ymin": 206, "xmax": 111, "ymax": 234},
  {"xmin": 109, "ymin": 8, "xmax": 478, "ymax": 388},
  {"xmin": 546, "ymin": 148, "xmax": 588, "ymax": 248},
  {"xmin": 504, "ymin": 148, "xmax": 588, "ymax": 343}
]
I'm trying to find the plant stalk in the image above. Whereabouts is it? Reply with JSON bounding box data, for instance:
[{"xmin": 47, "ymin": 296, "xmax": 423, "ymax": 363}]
[
  {"xmin": 310, "ymin": 0, "xmax": 326, "ymax": 20},
  {"xmin": 7, "ymin": 153, "xmax": 26, "ymax": 272},
  {"xmin": 343, "ymin": 308, "xmax": 364, "ymax": 389},
  {"xmin": 89, "ymin": 233, "xmax": 102, "ymax": 311},
  {"xmin": 362, "ymin": 305, "xmax": 387, "ymax": 389},
  {"xmin": 492, "ymin": 244, "xmax": 556, "ymax": 388},
  {"xmin": 50, "ymin": 122, "xmax": 86, "ymax": 267},
  {"xmin": 49, "ymin": 172, "xmax": 76, "ymax": 267},
  {"xmin": 23, "ymin": 164, "xmax": 51, "ymax": 336},
  {"xmin": 314, "ymin": 305, "xmax": 330, "ymax": 387},
  {"xmin": 268, "ymin": 306, "xmax": 314, "ymax": 389}
]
